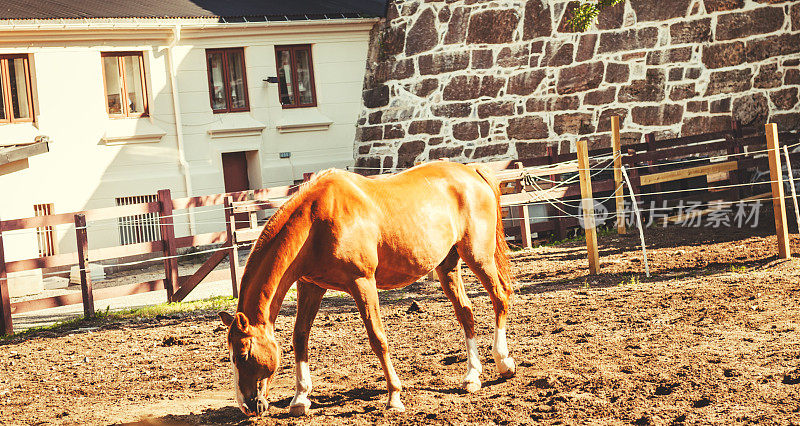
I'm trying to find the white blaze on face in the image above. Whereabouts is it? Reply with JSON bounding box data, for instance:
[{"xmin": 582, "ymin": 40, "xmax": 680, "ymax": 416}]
[{"xmin": 230, "ymin": 345, "xmax": 246, "ymax": 414}]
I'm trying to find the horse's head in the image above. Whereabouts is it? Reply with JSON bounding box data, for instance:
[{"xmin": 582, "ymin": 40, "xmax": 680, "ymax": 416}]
[{"xmin": 219, "ymin": 311, "xmax": 280, "ymax": 416}]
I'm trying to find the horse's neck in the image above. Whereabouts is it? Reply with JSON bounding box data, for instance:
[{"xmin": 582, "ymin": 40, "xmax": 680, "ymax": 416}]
[{"xmin": 238, "ymin": 212, "xmax": 311, "ymax": 329}]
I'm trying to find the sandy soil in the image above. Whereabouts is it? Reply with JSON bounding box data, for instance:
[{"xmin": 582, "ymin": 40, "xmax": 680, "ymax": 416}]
[{"xmin": 1, "ymin": 226, "xmax": 799, "ymax": 425}]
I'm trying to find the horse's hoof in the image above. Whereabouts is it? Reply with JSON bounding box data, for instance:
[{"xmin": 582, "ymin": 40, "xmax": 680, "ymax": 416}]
[
  {"xmin": 463, "ymin": 380, "xmax": 481, "ymax": 393},
  {"xmin": 498, "ymin": 357, "xmax": 516, "ymax": 378},
  {"xmin": 289, "ymin": 404, "xmax": 310, "ymax": 417},
  {"xmin": 386, "ymin": 403, "xmax": 406, "ymax": 413}
]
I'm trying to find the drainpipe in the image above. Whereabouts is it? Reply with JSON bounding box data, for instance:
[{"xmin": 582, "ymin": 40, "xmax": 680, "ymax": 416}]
[{"xmin": 166, "ymin": 24, "xmax": 196, "ymax": 235}]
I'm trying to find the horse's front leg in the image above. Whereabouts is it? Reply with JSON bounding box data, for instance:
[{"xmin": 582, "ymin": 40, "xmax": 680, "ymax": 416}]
[
  {"xmin": 289, "ymin": 280, "xmax": 326, "ymax": 416},
  {"xmin": 350, "ymin": 276, "xmax": 405, "ymax": 412}
]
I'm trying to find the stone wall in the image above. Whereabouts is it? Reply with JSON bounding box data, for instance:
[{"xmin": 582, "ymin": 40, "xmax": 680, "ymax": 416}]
[{"xmin": 354, "ymin": 0, "xmax": 800, "ymax": 173}]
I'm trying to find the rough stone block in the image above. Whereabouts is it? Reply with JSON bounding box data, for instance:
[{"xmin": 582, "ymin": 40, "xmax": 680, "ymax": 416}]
[
  {"xmin": 647, "ymin": 47, "xmax": 693, "ymax": 65},
  {"xmin": 507, "ymin": 116, "xmax": 548, "ymax": 140},
  {"xmin": 670, "ymin": 18, "xmax": 711, "ymax": 44},
  {"xmin": 702, "ymin": 42, "xmax": 745, "ymax": 69},
  {"xmin": 793, "ymin": 3, "xmax": 800, "ymax": 31},
  {"xmin": 515, "ymin": 142, "xmax": 548, "ymax": 159},
  {"xmin": 443, "ymin": 75, "xmax": 482, "ymax": 101},
  {"xmin": 543, "ymin": 42, "xmax": 574, "ymax": 67},
  {"xmin": 618, "ymin": 69, "xmax": 665, "ymax": 102},
  {"xmin": 704, "ymin": 0, "xmax": 744, "ymax": 12},
  {"xmin": 710, "ymin": 98, "xmax": 731, "ymax": 113},
  {"xmin": 716, "ymin": 7, "xmax": 784, "ymax": 41},
  {"xmin": 553, "ymin": 113, "xmax": 594, "ymax": 135},
  {"xmin": 771, "ymin": 113, "xmax": 800, "ymax": 131},
  {"xmin": 754, "ymin": 63, "xmax": 782, "ymax": 89},
  {"xmin": 732, "ymin": 93, "xmax": 769, "ymax": 127},
  {"xmin": 358, "ymin": 125, "xmax": 383, "ymax": 142},
  {"xmin": 410, "ymin": 78, "xmax": 439, "ymax": 98},
  {"xmin": 557, "ymin": 62, "xmax": 604, "ymax": 94},
  {"xmin": 363, "ymin": 85, "xmax": 389, "ymax": 108},
  {"xmin": 467, "ymin": 9, "xmax": 519, "ymax": 44},
  {"xmin": 368, "ymin": 111, "xmax": 382, "ymax": 125},
  {"xmin": 406, "ymin": 8, "xmax": 438, "ymax": 56},
  {"xmin": 686, "ymin": 100, "xmax": 708, "ymax": 112},
  {"xmin": 429, "ymin": 145, "xmax": 464, "ymax": 160},
  {"xmin": 526, "ymin": 96, "xmax": 580, "ymax": 112},
  {"xmin": 598, "ymin": 27, "xmax": 659, "ymax": 54},
  {"xmin": 606, "ymin": 63, "xmax": 630, "ymax": 83},
  {"xmin": 631, "ymin": 104, "xmax": 684, "ymax": 126},
  {"xmin": 398, "ymin": 140, "xmax": 426, "ymax": 168},
  {"xmin": 438, "ymin": 5, "xmax": 451, "ymax": 23},
  {"xmin": 681, "ymin": 115, "xmax": 732, "ymax": 136},
  {"xmin": 381, "ymin": 23, "xmax": 406, "ymax": 56},
  {"xmin": 630, "ymin": 0, "xmax": 691, "ymax": 21},
  {"xmin": 472, "ymin": 143, "xmax": 509, "ymax": 159},
  {"xmin": 355, "ymin": 156, "xmax": 381, "ymax": 175},
  {"xmin": 596, "ymin": 2, "xmax": 625, "ymax": 30},
  {"xmin": 471, "ymin": 49, "xmax": 494, "ymax": 69},
  {"xmin": 508, "ymin": 69, "xmax": 547, "ymax": 95},
  {"xmin": 418, "ymin": 51, "xmax": 470, "ymax": 75},
  {"xmin": 384, "ymin": 123, "xmax": 405, "ymax": 139},
  {"xmin": 480, "ymin": 75, "xmax": 506, "ymax": 97},
  {"xmin": 445, "ymin": 7, "xmax": 469, "ymax": 44},
  {"xmin": 669, "ymin": 83, "xmax": 699, "ymax": 100},
  {"xmin": 432, "ymin": 102, "xmax": 472, "ymax": 118},
  {"xmin": 598, "ymin": 108, "xmax": 629, "ymax": 132},
  {"xmin": 523, "ymin": 0, "xmax": 552, "ymax": 39},
  {"xmin": 745, "ymin": 33, "xmax": 800, "ymax": 63},
  {"xmin": 704, "ymin": 68, "xmax": 752, "ymax": 95},
  {"xmin": 576, "ymin": 34, "xmax": 597, "ymax": 62},
  {"xmin": 556, "ymin": 1, "xmax": 581, "ymax": 33},
  {"xmin": 585, "ymin": 87, "xmax": 617, "ymax": 105},
  {"xmin": 669, "ymin": 68, "xmax": 684, "ymax": 81},
  {"xmin": 787, "ymin": 69, "xmax": 800, "ymax": 85},
  {"xmin": 453, "ymin": 121, "xmax": 481, "ymax": 141},
  {"xmin": 477, "ymin": 101, "xmax": 515, "ymax": 119},
  {"xmin": 497, "ymin": 45, "xmax": 531, "ymax": 67},
  {"xmin": 770, "ymin": 88, "xmax": 799, "ymax": 110}
]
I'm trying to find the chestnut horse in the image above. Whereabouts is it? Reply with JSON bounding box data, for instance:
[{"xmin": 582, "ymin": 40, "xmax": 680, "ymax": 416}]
[{"xmin": 219, "ymin": 161, "xmax": 515, "ymax": 416}]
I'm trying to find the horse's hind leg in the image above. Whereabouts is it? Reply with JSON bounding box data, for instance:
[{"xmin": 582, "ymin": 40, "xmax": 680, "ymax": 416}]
[
  {"xmin": 290, "ymin": 279, "xmax": 327, "ymax": 416},
  {"xmin": 457, "ymin": 244, "xmax": 516, "ymax": 379},
  {"xmin": 349, "ymin": 276, "xmax": 405, "ymax": 412},
  {"xmin": 436, "ymin": 247, "xmax": 482, "ymax": 393}
]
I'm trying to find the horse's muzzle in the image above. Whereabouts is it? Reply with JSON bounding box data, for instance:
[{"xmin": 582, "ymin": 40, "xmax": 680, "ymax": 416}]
[{"xmin": 244, "ymin": 396, "xmax": 268, "ymax": 416}]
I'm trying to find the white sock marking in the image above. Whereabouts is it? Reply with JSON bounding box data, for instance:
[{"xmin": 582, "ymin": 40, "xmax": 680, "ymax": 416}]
[
  {"xmin": 291, "ymin": 361, "xmax": 312, "ymax": 408},
  {"xmin": 464, "ymin": 337, "xmax": 482, "ymax": 384}
]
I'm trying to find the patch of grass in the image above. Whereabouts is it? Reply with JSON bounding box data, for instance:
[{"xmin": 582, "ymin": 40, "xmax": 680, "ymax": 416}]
[
  {"xmin": 2, "ymin": 296, "xmax": 237, "ymax": 342},
  {"xmin": 618, "ymin": 275, "xmax": 641, "ymax": 287},
  {"xmin": 728, "ymin": 265, "xmax": 748, "ymax": 273}
]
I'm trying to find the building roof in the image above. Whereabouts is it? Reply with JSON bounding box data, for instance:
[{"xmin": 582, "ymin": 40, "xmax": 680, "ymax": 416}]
[{"xmin": 0, "ymin": 0, "xmax": 388, "ymax": 21}]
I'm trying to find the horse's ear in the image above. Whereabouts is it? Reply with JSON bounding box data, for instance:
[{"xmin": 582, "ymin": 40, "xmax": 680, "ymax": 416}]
[
  {"xmin": 219, "ymin": 311, "xmax": 234, "ymax": 327},
  {"xmin": 234, "ymin": 312, "xmax": 250, "ymax": 331}
]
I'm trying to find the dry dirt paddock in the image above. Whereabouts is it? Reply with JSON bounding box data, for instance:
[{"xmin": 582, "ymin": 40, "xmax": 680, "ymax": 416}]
[{"xmin": 1, "ymin": 226, "xmax": 799, "ymax": 425}]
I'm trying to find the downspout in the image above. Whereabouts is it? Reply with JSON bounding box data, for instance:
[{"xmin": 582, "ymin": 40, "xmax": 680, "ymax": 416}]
[{"xmin": 166, "ymin": 24, "xmax": 196, "ymax": 235}]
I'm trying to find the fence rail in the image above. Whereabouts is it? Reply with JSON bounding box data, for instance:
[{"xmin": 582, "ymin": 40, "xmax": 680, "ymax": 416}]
[{"xmin": 1, "ymin": 116, "xmax": 797, "ymax": 335}]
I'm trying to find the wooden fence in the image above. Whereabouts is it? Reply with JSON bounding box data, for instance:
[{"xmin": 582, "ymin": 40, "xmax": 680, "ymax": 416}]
[{"xmin": 2, "ymin": 116, "xmax": 798, "ymax": 335}]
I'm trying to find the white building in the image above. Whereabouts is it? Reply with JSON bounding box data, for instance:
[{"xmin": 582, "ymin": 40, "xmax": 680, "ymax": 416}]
[{"xmin": 0, "ymin": 1, "xmax": 385, "ymax": 266}]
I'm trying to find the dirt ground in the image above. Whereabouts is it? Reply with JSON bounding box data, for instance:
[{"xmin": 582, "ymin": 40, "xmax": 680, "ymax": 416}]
[{"xmin": 1, "ymin": 225, "xmax": 799, "ymax": 425}]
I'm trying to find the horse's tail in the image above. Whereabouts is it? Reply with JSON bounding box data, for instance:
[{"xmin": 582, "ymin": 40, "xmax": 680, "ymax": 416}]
[{"xmin": 470, "ymin": 164, "xmax": 514, "ymax": 297}]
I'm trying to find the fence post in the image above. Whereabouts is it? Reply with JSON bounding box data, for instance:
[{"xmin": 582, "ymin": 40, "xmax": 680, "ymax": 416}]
[
  {"xmin": 644, "ymin": 132, "xmax": 663, "ymax": 205},
  {"xmin": 224, "ymin": 196, "xmax": 240, "ymax": 298},
  {"xmin": 577, "ymin": 140, "xmax": 600, "ymax": 275},
  {"xmin": 74, "ymin": 214, "xmax": 95, "ymax": 318},
  {"xmin": 766, "ymin": 123, "xmax": 791, "ymax": 259},
  {"xmin": 0, "ymin": 219, "xmax": 13, "ymax": 335},
  {"xmin": 611, "ymin": 116, "xmax": 626, "ymax": 234},
  {"xmin": 728, "ymin": 119, "xmax": 744, "ymax": 199},
  {"xmin": 158, "ymin": 189, "xmax": 179, "ymax": 303},
  {"xmin": 783, "ymin": 145, "xmax": 800, "ymax": 233},
  {"xmin": 547, "ymin": 144, "xmax": 566, "ymax": 240},
  {"xmin": 513, "ymin": 162, "xmax": 532, "ymax": 249}
]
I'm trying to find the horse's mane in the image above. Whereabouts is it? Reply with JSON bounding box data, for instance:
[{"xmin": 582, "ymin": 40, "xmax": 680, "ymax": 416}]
[{"xmin": 244, "ymin": 168, "xmax": 339, "ymax": 266}]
